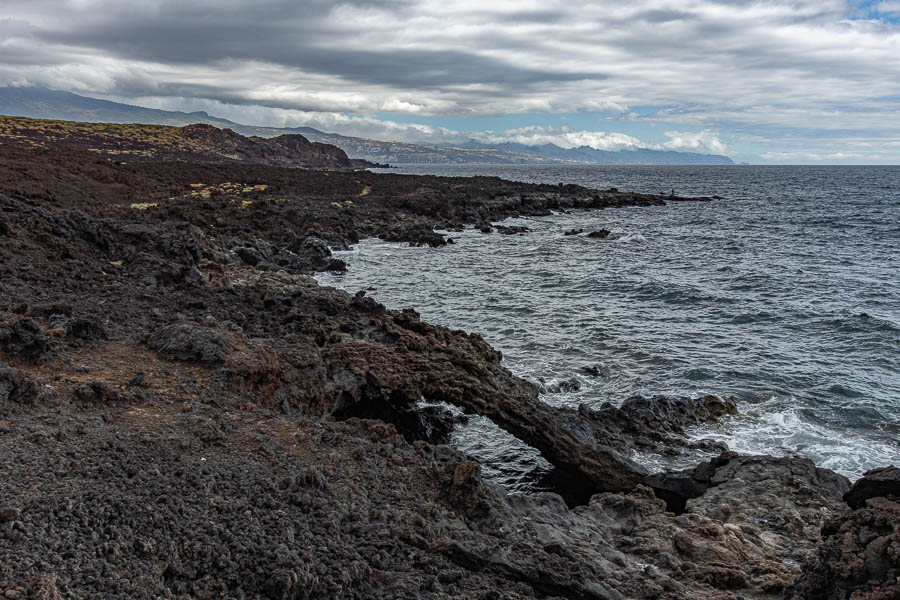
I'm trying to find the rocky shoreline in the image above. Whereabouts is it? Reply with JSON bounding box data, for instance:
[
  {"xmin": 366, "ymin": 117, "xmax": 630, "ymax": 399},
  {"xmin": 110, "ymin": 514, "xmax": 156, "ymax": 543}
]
[{"xmin": 1, "ymin": 142, "xmax": 898, "ymax": 599}]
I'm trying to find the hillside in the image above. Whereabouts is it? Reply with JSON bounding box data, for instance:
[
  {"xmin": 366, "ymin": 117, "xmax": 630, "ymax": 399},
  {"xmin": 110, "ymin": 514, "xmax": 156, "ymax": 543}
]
[
  {"xmin": 1, "ymin": 87, "xmax": 736, "ymax": 165},
  {"xmin": 0, "ymin": 115, "xmax": 353, "ymax": 169}
]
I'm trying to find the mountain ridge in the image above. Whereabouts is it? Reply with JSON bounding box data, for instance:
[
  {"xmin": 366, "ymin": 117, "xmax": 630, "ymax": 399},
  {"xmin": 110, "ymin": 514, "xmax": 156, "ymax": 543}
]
[{"xmin": 0, "ymin": 86, "xmax": 735, "ymax": 165}]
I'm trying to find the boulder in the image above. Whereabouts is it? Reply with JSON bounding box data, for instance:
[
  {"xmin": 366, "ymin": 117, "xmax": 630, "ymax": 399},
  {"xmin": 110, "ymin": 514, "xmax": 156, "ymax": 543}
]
[
  {"xmin": 844, "ymin": 465, "xmax": 900, "ymax": 509},
  {"xmin": 0, "ymin": 366, "xmax": 43, "ymax": 407},
  {"xmin": 494, "ymin": 225, "xmax": 529, "ymax": 235},
  {"xmin": 0, "ymin": 319, "xmax": 50, "ymax": 361},
  {"xmin": 146, "ymin": 322, "xmax": 231, "ymax": 365},
  {"xmin": 787, "ymin": 467, "xmax": 900, "ymax": 599}
]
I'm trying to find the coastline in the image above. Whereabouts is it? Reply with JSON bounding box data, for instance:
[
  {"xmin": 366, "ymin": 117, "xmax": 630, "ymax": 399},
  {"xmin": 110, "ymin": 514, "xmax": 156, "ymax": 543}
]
[{"xmin": 1, "ymin": 144, "xmax": 898, "ymax": 599}]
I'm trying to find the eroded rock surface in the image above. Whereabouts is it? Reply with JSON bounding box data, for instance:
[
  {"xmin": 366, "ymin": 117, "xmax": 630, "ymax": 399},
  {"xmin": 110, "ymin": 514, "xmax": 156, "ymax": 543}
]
[
  {"xmin": 787, "ymin": 466, "xmax": 900, "ymax": 600},
  {"xmin": 0, "ymin": 142, "xmax": 882, "ymax": 599}
]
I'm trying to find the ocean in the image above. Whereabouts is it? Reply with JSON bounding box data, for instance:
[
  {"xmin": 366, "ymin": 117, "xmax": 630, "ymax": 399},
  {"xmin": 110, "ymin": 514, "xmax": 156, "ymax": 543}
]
[{"xmin": 317, "ymin": 164, "xmax": 900, "ymax": 490}]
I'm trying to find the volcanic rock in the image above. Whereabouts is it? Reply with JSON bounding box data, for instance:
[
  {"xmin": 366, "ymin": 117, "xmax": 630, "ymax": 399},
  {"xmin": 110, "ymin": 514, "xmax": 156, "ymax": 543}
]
[
  {"xmin": 0, "ymin": 319, "xmax": 50, "ymax": 361},
  {"xmin": 146, "ymin": 322, "xmax": 231, "ymax": 364},
  {"xmin": 787, "ymin": 468, "xmax": 900, "ymax": 599},
  {"xmin": 843, "ymin": 465, "xmax": 900, "ymax": 508}
]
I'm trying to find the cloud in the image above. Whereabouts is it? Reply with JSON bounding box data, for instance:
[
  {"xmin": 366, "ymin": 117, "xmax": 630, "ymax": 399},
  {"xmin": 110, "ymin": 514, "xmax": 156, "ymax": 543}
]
[
  {"xmin": 874, "ymin": 2, "xmax": 900, "ymax": 16},
  {"xmin": 661, "ymin": 130, "xmax": 729, "ymax": 155},
  {"xmin": 470, "ymin": 125, "xmax": 643, "ymax": 150},
  {"xmin": 1, "ymin": 0, "xmax": 899, "ymax": 161}
]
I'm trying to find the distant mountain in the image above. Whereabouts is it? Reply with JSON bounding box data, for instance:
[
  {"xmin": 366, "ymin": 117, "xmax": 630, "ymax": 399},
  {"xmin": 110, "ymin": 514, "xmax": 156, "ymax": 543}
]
[
  {"xmin": 460, "ymin": 141, "xmax": 734, "ymax": 165},
  {"xmin": 0, "ymin": 86, "xmax": 240, "ymax": 129},
  {"xmin": 288, "ymin": 129, "xmax": 554, "ymax": 164},
  {"xmin": 0, "ymin": 86, "xmax": 735, "ymax": 165}
]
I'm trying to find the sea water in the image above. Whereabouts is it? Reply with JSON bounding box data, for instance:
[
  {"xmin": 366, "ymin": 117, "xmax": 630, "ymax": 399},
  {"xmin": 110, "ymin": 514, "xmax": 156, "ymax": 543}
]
[{"xmin": 317, "ymin": 164, "xmax": 900, "ymax": 488}]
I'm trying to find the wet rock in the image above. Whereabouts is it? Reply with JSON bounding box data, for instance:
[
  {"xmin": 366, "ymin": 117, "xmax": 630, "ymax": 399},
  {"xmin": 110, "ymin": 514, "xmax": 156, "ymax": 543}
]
[
  {"xmin": 844, "ymin": 465, "xmax": 900, "ymax": 508},
  {"xmin": 382, "ymin": 225, "xmax": 447, "ymax": 247},
  {"xmin": 290, "ymin": 236, "xmax": 346, "ymax": 272},
  {"xmin": 581, "ymin": 364, "xmax": 604, "ymax": 377},
  {"xmin": 146, "ymin": 322, "xmax": 230, "ymax": 364},
  {"xmin": 587, "ymin": 229, "xmax": 611, "ymax": 239},
  {"xmin": 547, "ymin": 377, "xmax": 580, "ymax": 393},
  {"xmin": 395, "ymin": 404, "xmax": 461, "ymax": 444},
  {"xmin": 494, "ymin": 225, "xmax": 529, "ymax": 235},
  {"xmin": 564, "ymin": 228, "xmax": 583, "ymax": 236}
]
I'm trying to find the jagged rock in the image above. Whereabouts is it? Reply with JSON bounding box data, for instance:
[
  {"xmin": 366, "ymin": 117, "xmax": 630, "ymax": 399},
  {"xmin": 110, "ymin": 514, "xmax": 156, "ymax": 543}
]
[
  {"xmin": 66, "ymin": 318, "xmax": 107, "ymax": 341},
  {"xmin": 547, "ymin": 377, "xmax": 581, "ymax": 393},
  {"xmin": 0, "ymin": 319, "xmax": 50, "ymax": 361},
  {"xmin": 564, "ymin": 228, "xmax": 583, "ymax": 236},
  {"xmin": 587, "ymin": 229, "xmax": 611, "ymax": 239},
  {"xmin": 590, "ymin": 456, "xmax": 851, "ymax": 597},
  {"xmin": 494, "ymin": 225, "xmax": 530, "ymax": 235},
  {"xmin": 382, "ymin": 225, "xmax": 447, "ymax": 247},
  {"xmin": 0, "ymin": 366, "xmax": 42, "ymax": 406},
  {"xmin": 146, "ymin": 322, "xmax": 231, "ymax": 364},
  {"xmin": 73, "ymin": 380, "xmax": 124, "ymax": 404},
  {"xmin": 448, "ymin": 463, "xmax": 482, "ymax": 513},
  {"xmin": 787, "ymin": 487, "xmax": 900, "ymax": 599},
  {"xmin": 26, "ymin": 303, "xmax": 73, "ymax": 319},
  {"xmin": 234, "ymin": 246, "xmax": 265, "ymax": 266},
  {"xmin": 844, "ymin": 465, "xmax": 900, "ymax": 508}
]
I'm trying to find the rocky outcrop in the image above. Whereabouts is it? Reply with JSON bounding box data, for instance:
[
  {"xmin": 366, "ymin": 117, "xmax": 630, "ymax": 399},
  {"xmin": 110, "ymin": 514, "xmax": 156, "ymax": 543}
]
[
  {"xmin": 844, "ymin": 465, "xmax": 900, "ymax": 508},
  {"xmin": 146, "ymin": 322, "xmax": 232, "ymax": 365},
  {"xmin": 0, "ymin": 319, "xmax": 50, "ymax": 361},
  {"xmin": 179, "ymin": 124, "xmax": 353, "ymax": 169},
  {"xmin": 788, "ymin": 466, "xmax": 900, "ymax": 600},
  {"xmin": 0, "ymin": 135, "xmax": 884, "ymax": 600},
  {"xmin": 0, "ymin": 116, "xmax": 353, "ymax": 169},
  {"xmin": 0, "ymin": 366, "xmax": 43, "ymax": 407}
]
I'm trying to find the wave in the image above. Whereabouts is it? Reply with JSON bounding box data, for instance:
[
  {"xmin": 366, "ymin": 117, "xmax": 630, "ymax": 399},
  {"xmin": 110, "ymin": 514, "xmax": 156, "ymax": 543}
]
[
  {"xmin": 614, "ymin": 232, "xmax": 647, "ymax": 244},
  {"xmin": 687, "ymin": 397, "xmax": 900, "ymax": 479}
]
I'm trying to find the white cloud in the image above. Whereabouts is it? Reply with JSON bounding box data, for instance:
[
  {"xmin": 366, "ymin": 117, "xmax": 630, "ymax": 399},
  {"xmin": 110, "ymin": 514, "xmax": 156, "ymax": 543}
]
[
  {"xmin": 472, "ymin": 125, "xmax": 643, "ymax": 150},
  {"xmin": 661, "ymin": 130, "xmax": 729, "ymax": 155},
  {"xmin": 1, "ymin": 0, "xmax": 900, "ymax": 160}
]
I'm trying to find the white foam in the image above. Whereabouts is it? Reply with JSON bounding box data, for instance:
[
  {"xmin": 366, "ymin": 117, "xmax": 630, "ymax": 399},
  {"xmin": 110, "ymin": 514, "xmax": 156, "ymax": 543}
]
[
  {"xmin": 687, "ymin": 396, "xmax": 900, "ymax": 480},
  {"xmin": 616, "ymin": 233, "xmax": 647, "ymax": 243}
]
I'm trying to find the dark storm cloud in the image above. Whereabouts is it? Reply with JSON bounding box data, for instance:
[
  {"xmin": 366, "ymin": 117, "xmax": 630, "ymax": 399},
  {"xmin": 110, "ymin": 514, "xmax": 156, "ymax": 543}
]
[
  {"xmin": 10, "ymin": 0, "xmax": 598, "ymax": 98},
  {"xmin": 43, "ymin": 24, "xmax": 599, "ymax": 88},
  {"xmin": 2, "ymin": 0, "xmax": 900, "ymax": 162}
]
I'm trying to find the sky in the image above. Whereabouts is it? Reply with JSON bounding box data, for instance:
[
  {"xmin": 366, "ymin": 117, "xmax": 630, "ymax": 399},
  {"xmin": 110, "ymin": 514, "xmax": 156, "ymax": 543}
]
[{"xmin": 2, "ymin": 0, "xmax": 900, "ymax": 163}]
